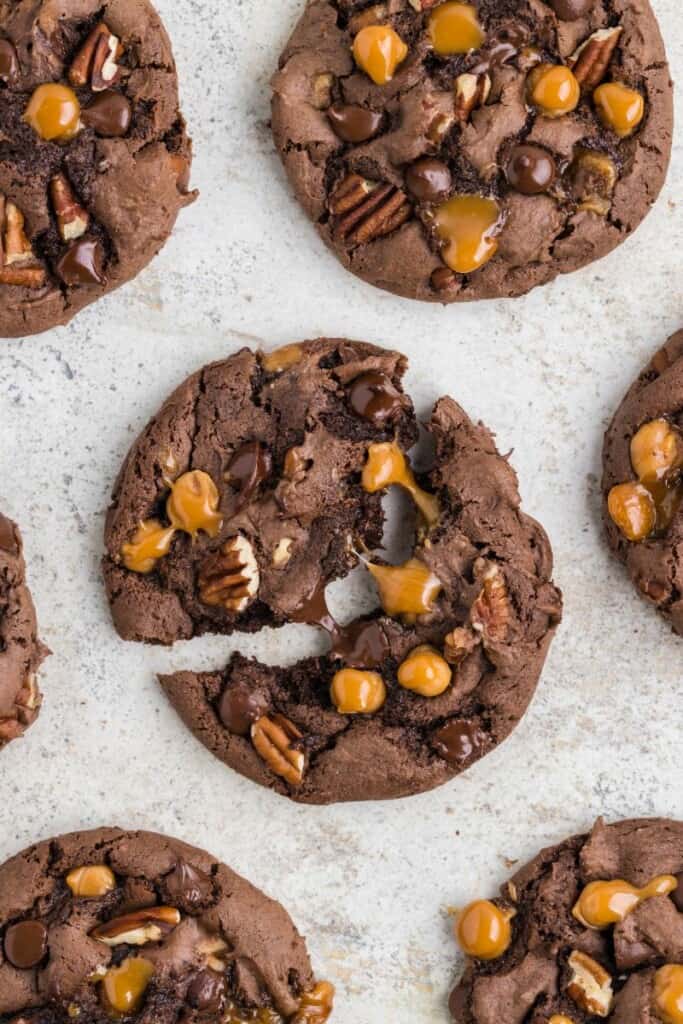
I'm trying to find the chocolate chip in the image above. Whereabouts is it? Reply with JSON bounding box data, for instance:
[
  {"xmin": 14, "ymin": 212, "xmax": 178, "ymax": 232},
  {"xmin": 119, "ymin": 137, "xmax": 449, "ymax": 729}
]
[
  {"xmin": 0, "ymin": 512, "xmax": 18, "ymax": 554},
  {"xmin": 548, "ymin": 0, "xmax": 593, "ymax": 19},
  {"xmin": 330, "ymin": 619, "xmax": 388, "ymax": 669},
  {"xmin": 505, "ymin": 145, "xmax": 556, "ymax": 195},
  {"xmin": 405, "ymin": 158, "xmax": 452, "ymax": 202},
  {"xmin": 347, "ymin": 371, "xmax": 402, "ymax": 426},
  {"xmin": 227, "ymin": 441, "xmax": 272, "ymax": 510},
  {"xmin": 187, "ymin": 969, "xmax": 228, "ymax": 1011},
  {"xmin": 432, "ymin": 719, "xmax": 486, "ymax": 765},
  {"xmin": 56, "ymin": 238, "xmax": 106, "ymax": 287},
  {"xmin": 81, "ymin": 90, "xmax": 132, "ymax": 137},
  {"xmin": 0, "ymin": 38, "xmax": 19, "ymax": 84},
  {"xmin": 327, "ymin": 103, "xmax": 382, "ymax": 143},
  {"xmin": 218, "ymin": 682, "xmax": 268, "ymax": 736},
  {"xmin": 165, "ymin": 860, "xmax": 213, "ymax": 911},
  {"xmin": 4, "ymin": 920, "xmax": 48, "ymax": 969}
]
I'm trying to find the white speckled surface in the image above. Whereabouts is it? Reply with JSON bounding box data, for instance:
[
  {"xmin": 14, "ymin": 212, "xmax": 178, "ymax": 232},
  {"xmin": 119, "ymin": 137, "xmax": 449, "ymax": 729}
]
[{"xmin": 0, "ymin": 0, "xmax": 681, "ymax": 1018}]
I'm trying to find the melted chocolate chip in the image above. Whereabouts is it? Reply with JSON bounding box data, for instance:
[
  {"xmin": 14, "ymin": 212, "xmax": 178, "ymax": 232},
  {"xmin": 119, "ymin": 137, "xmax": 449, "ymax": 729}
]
[
  {"xmin": 187, "ymin": 969, "xmax": 228, "ymax": 1011},
  {"xmin": 327, "ymin": 103, "xmax": 382, "ymax": 143},
  {"xmin": 405, "ymin": 158, "xmax": 452, "ymax": 203},
  {"xmin": 548, "ymin": 0, "xmax": 593, "ymax": 19},
  {"xmin": 0, "ymin": 512, "xmax": 18, "ymax": 554},
  {"xmin": 432, "ymin": 719, "xmax": 486, "ymax": 766},
  {"xmin": 165, "ymin": 860, "xmax": 213, "ymax": 910},
  {"xmin": 471, "ymin": 24, "xmax": 527, "ymax": 75},
  {"xmin": 505, "ymin": 145, "xmax": 557, "ymax": 195},
  {"xmin": 4, "ymin": 920, "xmax": 48, "ymax": 969},
  {"xmin": 227, "ymin": 441, "xmax": 272, "ymax": 510},
  {"xmin": 56, "ymin": 238, "xmax": 106, "ymax": 287},
  {"xmin": 672, "ymin": 873, "xmax": 683, "ymax": 912},
  {"xmin": 347, "ymin": 371, "xmax": 402, "ymax": 426},
  {"xmin": 219, "ymin": 683, "xmax": 269, "ymax": 736},
  {"xmin": 81, "ymin": 90, "xmax": 132, "ymax": 137},
  {"xmin": 330, "ymin": 619, "xmax": 388, "ymax": 669},
  {"xmin": 0, "ymin": 38, "xmax": 19, "ymax": 84}
]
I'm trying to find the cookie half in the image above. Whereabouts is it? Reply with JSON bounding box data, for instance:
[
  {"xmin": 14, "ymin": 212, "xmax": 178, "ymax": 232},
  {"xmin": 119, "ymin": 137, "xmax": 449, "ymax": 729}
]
[
  {"xmin": 0, "ymin": 510, "xmax": 48, "ymax": 750},
  {"xmin": 103, "ymin": 338, "xmax": 562, "ymax": 803},
  {"xmin": 271, "ymin": 0, "xmax": 672, "ymax": 302},
  {"xmin": 0, "ymin": 827, "xmax": 333, "ymax": 1021},
  {"xmin": 602, "ymin": 330, "xmax": 683, "ymax": 635},
  {"xmin": 449, "ymin": 817, "xmax": 683, "ymax": 1023},
  {"xmin": 0, "ymin": 0, "xmax": 195, "ymax": 338}
]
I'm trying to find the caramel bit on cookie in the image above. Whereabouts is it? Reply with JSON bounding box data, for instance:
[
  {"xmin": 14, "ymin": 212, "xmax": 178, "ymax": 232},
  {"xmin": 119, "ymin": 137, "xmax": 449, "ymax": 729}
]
[
  {"xmin": 455, "ymin": 900, "xmax": 514, "ymax": 960},
  {"xmin": 362, "ymin": 441, "xmax": 439, "ymax": 526},
  {"xmin": 572, "ymin": 874, "xmax": 677, "ymax": 929},
  {"xmin": 330, "ymin": 668, "xmax": 387, "ymax": 713},
  {"xmin": 608, "ymin": 419, "xmax": 683, "ymax": 542}
]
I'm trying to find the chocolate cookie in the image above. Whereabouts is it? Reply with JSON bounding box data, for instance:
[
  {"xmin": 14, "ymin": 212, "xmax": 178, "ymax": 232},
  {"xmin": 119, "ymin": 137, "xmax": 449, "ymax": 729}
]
[
  {"xmin": 602, "ymin": 330, "xmax": 683, "ymax": 635},
  {"xmin": 0, "ymin": 827, "xmax": 333, "ymax": 1022},
  {"xmin": 0, "ymin": 0, "xmax": 195, "ymax": 338},
  {"xmin": 103, "ymin": 338, "xmax": 562, "ymax": 803},
  {"xmin": 271, "ymin": 0, "xmax": 672, "ymax": 302},
  {"xmin": 449, "ymin": 817, "xmax": 683, "ymax": 1024},
  {"xmin": 0, "ymin": 510, "xmax": 48, "ymax": 750}
]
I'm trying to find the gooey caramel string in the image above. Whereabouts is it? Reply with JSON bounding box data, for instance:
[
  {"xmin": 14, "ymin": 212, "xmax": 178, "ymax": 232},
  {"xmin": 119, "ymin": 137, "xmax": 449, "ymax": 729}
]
[{"xmin": 572, "ymin": 874, "xmax": 678, "ymax": 929}]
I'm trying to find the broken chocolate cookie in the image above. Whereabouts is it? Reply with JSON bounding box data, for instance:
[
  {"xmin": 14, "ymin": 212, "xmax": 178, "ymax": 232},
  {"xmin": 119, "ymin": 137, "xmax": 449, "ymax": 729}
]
[
  {"xmin": 0, "ymin": 827, "xmax": 333, "ymax": 1021},
  {"xmin": 0, "ymin": 0, "xmax": 195, "ymax": 338},
  {"xmin": 449, "ymin": 817, "xmax": 683, "ymax": 1024},
  {"xmin": 271, "ymin": 0, "xmax": 672, "ymax": 302},
  {"xmin": 602, "ymin": 330, "xmax": 683, "ymax": 635},
  {"xmin": 0, "ymin": 510, "xmax": 48, "ymax": 751},
  {"xmin": 103, "ymin": 338, "xmax": 562, "ymax": 803}
]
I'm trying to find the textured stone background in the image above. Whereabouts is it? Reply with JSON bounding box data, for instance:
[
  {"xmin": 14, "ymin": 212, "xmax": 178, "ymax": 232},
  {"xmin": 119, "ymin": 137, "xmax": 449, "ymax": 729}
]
[{"xmin": 0, "ymin": 0, "xmax": 681, "ymax": 1018}]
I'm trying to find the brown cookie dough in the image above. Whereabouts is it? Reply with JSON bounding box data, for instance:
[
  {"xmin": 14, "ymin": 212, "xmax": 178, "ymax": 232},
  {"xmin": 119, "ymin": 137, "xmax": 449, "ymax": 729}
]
[
  {"xmin": 0, "ymin": 827, "xmax": 333, "ymax": 1022},
  {"xmin": 449, "ymin": 817, "xmax": 683, "ymax": 1024},
  {"xmin": 0, "ymin": 0, "xmax": 195, "ymax": 338},
  {"xmin": 602, "ymin": 330, "xmax": 683, "ymax": 635},
  {"xmin": 103, "ymin": 338, "xmax": 562, "ymax": 803},
  {"xmin": 0, "ymin": 510, "xmax": 48, "ymax": 750},
  {"xmin": 271, "ymin": 0, "xmax": 672, "ymax": 302}
]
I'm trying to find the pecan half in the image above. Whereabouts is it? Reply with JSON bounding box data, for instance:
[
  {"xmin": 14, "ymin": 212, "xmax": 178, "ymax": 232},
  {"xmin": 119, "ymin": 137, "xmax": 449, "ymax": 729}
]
[
  {"xmin": 567, "ymin": 951, "xmax": 613, "ymax": 1017},
  {"xmin": 329, "ymin": 173, "xmax": 412, "ymax": 247},
  {"xmin": 348, "ymin": 4, "xmax": 387, "ymax": 33},
  {"xmin": 198, "ymin": 535, "xmax": 260, "ymax": 613},
  {"xmin": 69, "ymin": 22, "xmax": 122, "ymax": 91},
  {"xmin": 50, "ymin": 174, "xmax": 89, "ymax": 242},
  {"xmin": 0, "ymin": 196, "xmax": 46, "ymax": 289},
  {"xmin": 91, "ymin": 906, "xmax": 181, "ymax": 946},
  {"xmin": 470, "ymin": 561, "xmax": 511, "ymax": 643},
  {"xmin": 570, "ymin": 27, "xmax": 622, "ymax": 91},
  {"xmin": 455, "ymin": 73, "xmax": 491, "ymax": 122},
  {"xmin": 251, "ymin": 714, "xmax": 305, "ymax": 787}
]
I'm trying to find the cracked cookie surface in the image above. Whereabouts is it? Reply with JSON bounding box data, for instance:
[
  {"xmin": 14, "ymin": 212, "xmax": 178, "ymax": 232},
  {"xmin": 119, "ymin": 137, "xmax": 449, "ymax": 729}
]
[
  {"xmin": 0, "ymin": 0, "xmax": 195, "ymax": 338},
  {"xmin": 0, "ymin": 827, "xmax": 332, "ymax": 1022},
  {"xmin": 449, "ymin": 817, "xmax": 683, "ymax": 1024},
  {"xmin": 103, "ymin": 338, "xmax": 562, "ymax": 803},
  {"xmin": 602, "ymin": 330, "xmax": 683, "ymax": 636},
  {"xmin": 271, "ymin": 0, "xmax": 672, "ymax": 303},
  {"xmin": 0, "ymin": 510, "xmax": 48, "ymax": 751}
]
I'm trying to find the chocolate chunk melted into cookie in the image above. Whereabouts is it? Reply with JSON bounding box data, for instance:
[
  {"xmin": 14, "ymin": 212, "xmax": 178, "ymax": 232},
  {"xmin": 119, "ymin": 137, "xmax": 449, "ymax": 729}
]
[
  {"xmin": 348, "ymin": 370, "xmax": 403, "ymax": 425},
  {"xmin": 227, "ymin": 441, "xmax": 273, "ymax": 511},
  {"xmin": 4, "ymin": 920, "xmax": 48, "ymax": 969},
  {"xmin": 81, "ymin": 90, "xmax": 133, "ymax": 136},
  {"xmin": 0, "ymin": 38, "xmax": 18, "ymax": 84}
]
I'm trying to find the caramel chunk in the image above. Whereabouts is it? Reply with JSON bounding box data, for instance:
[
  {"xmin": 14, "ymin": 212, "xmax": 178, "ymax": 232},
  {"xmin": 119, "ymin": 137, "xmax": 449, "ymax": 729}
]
[
  {"xmin": 397, "ymin": 645, "xmax": 452, "ymax": 697},
  {"xmin": 367, "ymin": 557, "xmax": 442, "ymax": 620},
  {"xmin": 653, "ymin": 965, "xmax": 683, "ymax": 1024},
  {"xmin": 607, "ymin": 482, "xmax": 656, "ymax": 542},
  {"xmin": 455, "ymin": 900, "xmax": 513, "ymax": 960},
  {"xmin": 167, "ymin": 471, "xmax": 223, "ymax": 538},
  {"xmin": 121, "ymin": 520, "xmax": 176, "ymax": 574},
  {"xmin": 434, "ymin": 195, "xmax": 502, "ymax": 275},
  {"xmin": 594, "ymin": 82, "xmax": 644, "ymax": 137},
  {"xmin": 24, "ymin": 84, "xmax": 81, "ymax": 141},
  {"xmin": 572, "ymin": 875, "xmax": 677, "ymax": 928},
  {"xmin": 352, "ymin": 25, "xmax": 408, "ymax": 85},
  {"xmin": 66, "ymin": 865, "xmax": 116, "ymax": 898},
  {"xmin": 527, "ymin": 64, "xmax": 580, "ymax": 117},
  {"xmin": 428, "ymin": 3, "xmax": 485, "ymax": 56},
  {"xmin": 330, "ymin": 668, "xmax": 387, "ymax": 713},
  {"xmin": 101, "ymin": 957, "xmax": 154, "ymax": 1014}
]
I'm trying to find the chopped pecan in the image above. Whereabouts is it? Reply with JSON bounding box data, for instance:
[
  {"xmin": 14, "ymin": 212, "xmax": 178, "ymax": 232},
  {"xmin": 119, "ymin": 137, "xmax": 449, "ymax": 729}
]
[
  {"xmin": 408, "ymin": 0, "xmax": 441, "ymax": 8},
  {"xmin": 0, "ymin": 196, "xmax": 46, "ymax": 289},
  {"xmin": 567, "ymin": 148, "xmax": 617, "ymax": 215},
  {"xmin": 197, "ymin": 935, "xmax": 230, "ymax": 972},
  {"xmin": 91, "ymin": 906, "xmax": 180, "ymax": 946},
  {"xmin": 251, "ymin": 714, "xmax": 305, "ymax": 787},
  {"xmin": 292, "ymin": 981, "xmax": 335, "ymax": 1023},
  {"xmin": 69, "ymin": 22, "xmax": 122, "ymax": 91},
  {"xmin": 570, "ymin": 27, "xmax": 622, "ymax": 91},
  {"xmin": 50, "ymin": 174, "xmax": 89, "ymax": 242},
  {"xmin": 348, "ymin": 4, "xmax": 387, "ymax": 34},
  {"xmin": 198, "ymin": 535, "xmax": 260, "ymax": 613},
  {"xmin": 443, "ymin": 626, "xmax": 478, "ymax": 665},
  {"xmin": 455, "ymin": 72, "xmax": 491, "ymax": 122},
  {"xmin": 329, "ymin": 173, "xmax": 412, "ymax": 246},
  {"xmin": 567, "ymin": 951, "xmax": 613, "ymax": 1017},
  {"xmin": 312, "ymin": 73, "xmax": 334, "ymax": 110},
  {"xmin": 470, "ymin": 561, "xmax": 511, "ymax": 642}
]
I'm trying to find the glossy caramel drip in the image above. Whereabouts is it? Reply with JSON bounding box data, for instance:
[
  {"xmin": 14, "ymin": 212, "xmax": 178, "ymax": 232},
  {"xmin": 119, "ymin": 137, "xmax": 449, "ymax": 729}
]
[
  {"xmin": 428, "ymin": 3, "xmax": 485, "ymax": 56},
  {"xmin": 330, "ymin": 668, "xmax": 386, "ymax": 714},
  {"xmin": 572, "ymin": 875, "xmax": 677, "ymax": 929},
  {"xmin": 653, "ymin": 965, "xmax": 683, "ymax": 1024},
  {"xmin": 362, "ymin": 441, "xmax": 439, "ymax": 525},
  {"xmin": 594, "ymin": 82, "xmax": 644, "ymax": 137},
  {"xmin": 101, "ymin": 957, "xmax": 154, "ymax": 1014},
  {"xmin": 367, "ymin": 557, "xmax": 442, "ymax": 621},
  {"xmin": 352, "ymin": 25, "xmax": 408, "ymax": 85},
  {"xmin": 527, "ymin": 64, "xmax": 580, "ymax": 117},
  {"xmin": 166, "ymin": 470, "xmax": 223, "ymax": 538},
  {"xmin": 121, "ymin": 520, "xmax": 175, "ymax": 573},
  {"xmin": 608, "ymin": 418, "xmax": 683, "ymax": 541},
  {"xmin": 456, "ymin": 900, "xmax": 513, "ymax": 960},
  {"xmin": 433, "ymin": 195, "xmax": 502, "ymax": 275},
  {"xmin": 397, "ymin": 645, "xmax": 452, "ymax": 697}
]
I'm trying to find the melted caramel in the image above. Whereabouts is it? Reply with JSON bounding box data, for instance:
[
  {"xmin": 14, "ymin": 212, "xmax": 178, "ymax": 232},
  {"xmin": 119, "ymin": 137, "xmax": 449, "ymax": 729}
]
[
  {"xmin": 101, "ymin": 957, "xmax": 154, "ymax": 1014},
  {"xmin": 456, "ymin": 900, "xmax": 513, "ymax": 960},
  {"xmin": 630, "ymin": 419, "xmax": 683, "ymax": 485},
  {"xmin": 594, "ymin": 82, "xmax": 644, "ymax": 137},
  {"xmin": 397, "ymin": 645, "xmax": 452, "ymax": 697},
  {"xmin": 362, "ymin": 441, "xmax": 439, "ymax": 525},
  {"xmin": 428, "ymin": 3, "xmax": 485, "ymax": 56},
  {"xmin": 527, "ymin": 64, "xmax": 580, "ymax": 117},
  {"xmin": 331, "ymin": 668, "xmax": 387, "ymax": 713},
  {"xmin": 166, "ymin": 470, "xmax": 223, "ymax": 538},
  {"xmin": 367, "ymin": 557, "xmax": 442, "ymax": 620},
  {"xmin": 608, "ymin": 419, "xmax": 683, "ymax": 542},
  {"xmin": 24, "ymin": 84, "xmax": 81, "ymax": 141},
  {"xmin": 572, "ymin": 875, "xmax": 677, "ymax": 929},
  {"xmin": 352, "ymin": 25, "xmax": 408, "ymax": 85},
  {"xmin": 653, "ymin": 965, "xmax": 683, "ymax": 1024},
  {"xmin": 434, "ymin": 195, "xmax": 502, "ymax": 275},
  {"xmin": 548, "ymin": 1017, "xmax": 575, "ymax": 1024},
  {"xmin": 260, "ymin": 344, "xmax": 303, "ymax": 374},
  {"xmin": 121, "ymin": 520, "xmax": 175, "ymax": 574}
]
